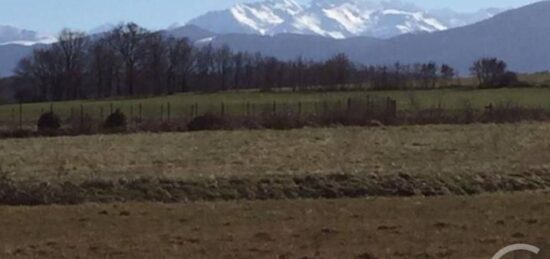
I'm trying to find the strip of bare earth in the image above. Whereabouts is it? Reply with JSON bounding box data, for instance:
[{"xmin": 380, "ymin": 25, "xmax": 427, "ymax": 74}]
[{"xmin": 2, "ymin": 192, "xmax": 550, "ymax": 259}]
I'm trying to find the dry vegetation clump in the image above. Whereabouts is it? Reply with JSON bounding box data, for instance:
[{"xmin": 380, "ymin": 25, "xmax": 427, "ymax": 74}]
[
  {"xmin": 259, "ymin": 112, "xmax": 306, "ymax": 130},
  {"xmin": 134, "ymin": 118, "xmax": 190, "ymax": 133},
  {"xmin": 37, "ymin": 112, "xmax": 61, "ymax": 133},
  {"xmin": 103, "ymin": 109, "xmax": 127, "ymax": 132},
  {"xmin": 399, "ymin": 104, "xmax": 548, "ymax": 125},
  {"xmin": 1, "ymin": 170, "xmax": 550, "ymax": 205},
  {"xmin": 480, "ymin": 102, "xmax": 547, "ymax": 123},
  {"xmin": 187, "ymin": 113, "xmax": 231, "ymax": 131}
]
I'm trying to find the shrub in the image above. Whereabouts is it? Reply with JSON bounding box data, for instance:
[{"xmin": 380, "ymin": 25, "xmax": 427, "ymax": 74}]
[
  {"xmin": 104, "ymin": 109, "xmax": 127, "ymax": 131},
  {"xmin": 187, "ymin": 113, "xmax": 228, "ymax": 131},
  {"xmin": 37, "ymin": 112, "xmax": 61, "ymax": 132},
  {"xmin": 261, "ymin": 112, "xmax": 305, "ymax": 130},
  {"xmin": 499, "ymin": 71, "xmax": 519, "ymax": 87}
]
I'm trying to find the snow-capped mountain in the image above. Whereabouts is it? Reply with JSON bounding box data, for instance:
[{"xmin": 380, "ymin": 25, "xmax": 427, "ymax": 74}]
[
  {"xmin": 187, "ymin": 0, "xmax": 502, "ymax": 39},
  {"xmin": 0, "ymin": 25, "xmax": 55, "ymax": 46},
  {"xmin": 189, "ymin": 0, "xmax": 304, "ymax": 35}
]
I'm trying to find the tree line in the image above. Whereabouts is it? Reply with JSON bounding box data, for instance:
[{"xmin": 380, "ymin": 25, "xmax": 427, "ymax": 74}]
[{"xmin": 7, "ymin": 22, "xmax": 520, "ymax": 103}]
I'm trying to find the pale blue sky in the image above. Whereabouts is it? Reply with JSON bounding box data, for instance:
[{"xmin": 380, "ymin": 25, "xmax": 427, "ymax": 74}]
[{"xmin": 0, "ymin": 0, "xmax": 543, "ymax": 33}]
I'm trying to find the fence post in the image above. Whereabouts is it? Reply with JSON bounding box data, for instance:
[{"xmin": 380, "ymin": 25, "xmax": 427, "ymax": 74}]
[
  {"xmin": 11, "ymin": 108, "xmax": 15, "ymax": 129},
  {"xmin": 393, "ymin": 99, "xmax": 397, "ymax": 120},
  {"xmin": 139, "ymin": 103, "xmax": 143, "ymax": 122},
  {"xmin": 167, "ymin": 102, "xmax": 171, "ymax": 122},
  {"xmin": 130, "ymin": 105, "xmax": 134, "ymax": 125},
  {"xmin": 298, "ymin": 101, "xmax": 302, "ymax": 116},
  {"xmin": 347, "ymin": 98, "xmax": 352, "ymax": 111},
  {"xmin": 18, "ymin": 103, "xmax": 22, "ymax": 130},
  {"xmin": 368, "ymin": 95, "xmax": 372, "ymax": 106},
  {"xmin": 161, "ymin": 104, "xmax": 164, "ymax": 121},
  {"xmin": 80, "ymin": 104, "xmax": 84, "ymax": 130}
]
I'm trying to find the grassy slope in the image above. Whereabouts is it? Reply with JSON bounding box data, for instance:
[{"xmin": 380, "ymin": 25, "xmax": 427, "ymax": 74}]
[
  {"xmin": 2, "ymin": 123, "xmax": 549, "ymax": 183},
  {"xmin": 1, "ymin": 192, "xmax": 549, "ymax": 259},
  {"xmin": 2, "ymin": 87, "xmax": 550, "ymax": 122}
]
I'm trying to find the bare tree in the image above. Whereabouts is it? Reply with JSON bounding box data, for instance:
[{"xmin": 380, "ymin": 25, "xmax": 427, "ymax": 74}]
[
  {"xmin": 440, "ymin": 64, "xmax": 455, "ymax": 87},
  {"xmin": 166, "ymin": 37, "xmax": 194, "ymax": 93},
  {"xmin": 214, "ymin": 45, "xmax": 233, "ymax": 91},
  {"xmin": 107, "ymin": 23, "xmax": 148, "ymax": 95},
  {"xmin": 420, "ymin": 62, "xmax": 438, "ymax": 89},
  {"xmin": 141, "ymin": 32, "xmax": 168, "ymax": 95},
  {"xmin": 470, "ymin": 57, "xmax": 508, "ymax": 88},
  {"xmin": 55, "ymin": 29, "xmax": 88, "ymax": 99},
  {"xmin": 89, "ymin": 38, "xmax": 120, "ymax": 98}
]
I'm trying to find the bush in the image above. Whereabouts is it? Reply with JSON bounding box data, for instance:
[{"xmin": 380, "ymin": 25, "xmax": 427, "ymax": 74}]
[
  {"xmin": 104, "ymin": 109, "xmax": 127, "ymax": 131},
  {"xmin": 499, "ymin": 71, "xmax": 520, "ymax": 87},
  {"xmin": 187, "ymin": 113, "xmax": 227, "ymax": 131},
  {"xmin": 37, "ymin": 112, "xmax": 61, "ymax": 132},
  {"xmin": 261, "ymin": 112, "xmax": 305, "ymax": 130}
]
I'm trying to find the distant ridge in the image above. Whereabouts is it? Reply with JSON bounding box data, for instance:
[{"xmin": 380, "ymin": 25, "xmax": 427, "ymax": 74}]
[{"xmin": 187, "ymin": 0, "xmax": 501, "ymax": 39}]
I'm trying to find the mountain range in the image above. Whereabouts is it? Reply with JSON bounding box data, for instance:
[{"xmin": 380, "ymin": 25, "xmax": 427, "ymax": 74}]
[
  {"xmin": 1, "ymin": 0, "xmax": 550, "ymax": 77},
  {"xmin": 188, "ymin": 0, "xmax": 502, "ymax": 39},
  {"xmin": 201, "ymin": 0, "xmax": 550, "ymax": 73}
]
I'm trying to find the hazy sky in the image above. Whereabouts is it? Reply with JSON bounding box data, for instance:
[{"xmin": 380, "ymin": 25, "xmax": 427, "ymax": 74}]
[{"xmin": 0, "ymin": 0, "xmax": 543, "ymax": 33}]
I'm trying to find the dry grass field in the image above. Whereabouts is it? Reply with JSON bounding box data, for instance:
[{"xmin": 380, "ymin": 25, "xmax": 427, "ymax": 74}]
[
  {"xmin": 1, "ymin": 192, "xmax": 550, "ymax": 259},
  {"xmin": 1, "ymin": 123, "xmax": 550, "ymax": 183},
  {"xmin": 2, "ymin": 122, "xmax": 550, "ymax": 258}
]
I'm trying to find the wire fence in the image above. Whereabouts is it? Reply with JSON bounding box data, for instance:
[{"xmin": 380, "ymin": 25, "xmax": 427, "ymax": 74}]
[{"xmin": 1, "ymin": 95, "xmax": 398, "ymax": 132}]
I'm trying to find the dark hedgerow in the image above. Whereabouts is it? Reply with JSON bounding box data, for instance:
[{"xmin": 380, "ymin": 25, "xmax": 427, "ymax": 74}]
[
  {"xmin": 187, "ymin": 113, "xmax": 228, "ymax": 131},
  {"xmin": 104, "ymin": 109, "xmax": 127, "ymax": 131},
  {"xmin": 37, "ymin": 112, "xmax": 61, "ymax": 132}
]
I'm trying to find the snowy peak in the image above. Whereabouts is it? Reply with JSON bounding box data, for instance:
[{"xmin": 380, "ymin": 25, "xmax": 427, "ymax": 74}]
[
  {"xmin": 282, "ymin": 0, "xmax": 448, "ymax": 38},
  {"xmin": 189, "ymin": 0, "xmax": 303, "ymax": 35},
  {"xmin": 187, "ymin": 0, "xmax": 502, "ymax": 39}
]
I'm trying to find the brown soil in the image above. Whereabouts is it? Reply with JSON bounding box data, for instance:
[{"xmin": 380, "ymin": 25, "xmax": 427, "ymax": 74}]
[{"xmin": 1, "ymin": 192, "xmax": 550, "ymax": 258}]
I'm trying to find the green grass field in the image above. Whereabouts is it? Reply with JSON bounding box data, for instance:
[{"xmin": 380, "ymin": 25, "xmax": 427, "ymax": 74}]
[{"xmin": 2, "ymin": 87, "xmax": 550, "ymax": 124}]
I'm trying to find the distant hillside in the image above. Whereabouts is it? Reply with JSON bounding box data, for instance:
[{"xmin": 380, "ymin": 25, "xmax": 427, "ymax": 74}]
[
  {"xmin": 0, "ymin": 44, "xmax": 36, "ymax": 77},
  {"xmin": 202, "ymin": 1, "xmax": 550, "ymax": 73}
]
